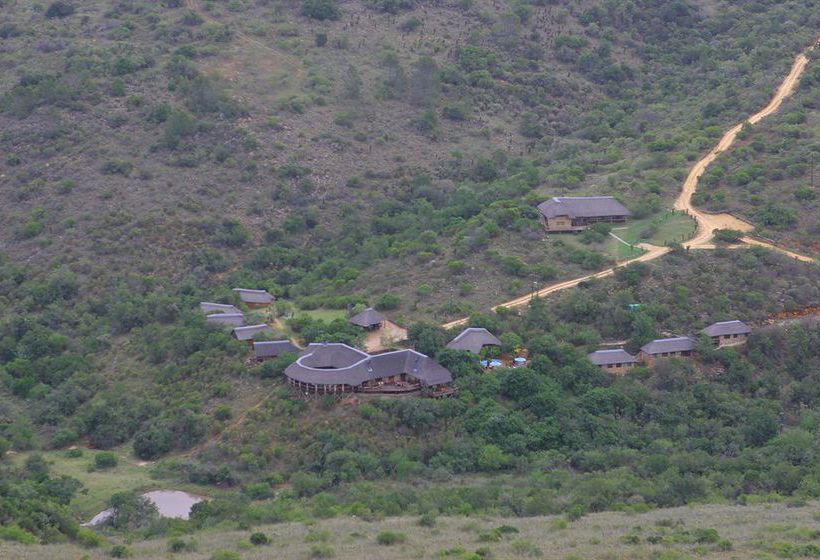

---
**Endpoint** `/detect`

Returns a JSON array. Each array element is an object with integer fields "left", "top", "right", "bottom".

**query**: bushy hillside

[
  {"left": 0, "top": 0, "right": 818, "bottom": 316},
  {"left": 2, "top": 247, "right": 818, "bottom": 547},
  {"left": 1, "top": 0, "right": 820, "bottom": 552}
]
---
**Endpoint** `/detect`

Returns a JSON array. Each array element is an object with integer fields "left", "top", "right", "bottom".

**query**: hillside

[
  {"left": 2, "top": 0, "right": 820, "bottom": 556},
  {"left": 1, "top": 0, "right": 818, "bottom": 318}
]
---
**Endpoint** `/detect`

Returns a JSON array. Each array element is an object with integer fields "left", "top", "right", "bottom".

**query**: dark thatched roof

[
  {"left": 200, "top": 302, "right": 241, "bottom": 314},
  {"left": 537, "top": 196, "right": 630, "bottom": 219},
  {"left": 254, "top": 340, "right": 299, "bottom": 359},
  {"left": 348, "top": 308, "right": 386, "bottom": 328},
  {"left": 233, "top": 324, "right": 274, "bottom": 341},
  {"left": 284, "top": 343, "right": 452, "bottom": 387},
  {"left": 640, "top": 337, "right": 695, "bottom": 355},
  {"left": 701, "top": 320, "right": 751, "bottom": 337},
  {"left": 232, "top": 288, "right": 274, "bottom": 305},
  {"left": 206, "top": 313, "right": 245, "bottom": 327},
  {"left": 587, "top": 349, "right": 638, "bottom": 366},
  {"left": 446, "top": 327, "right": 503, "bottom": 354}
]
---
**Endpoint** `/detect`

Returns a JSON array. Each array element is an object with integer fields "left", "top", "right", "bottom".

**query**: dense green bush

[
  {"left": 301, "top": 0, "right": 340, "bottom": 20},
  {"left": 45, "top": 1, "right": 75, "bottom": 18},
  {"left": 94, "top": 452, "right": 118, "bottom": 469}
]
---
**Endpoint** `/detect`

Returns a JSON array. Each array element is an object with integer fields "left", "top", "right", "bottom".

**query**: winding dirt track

[
  {"left": 442, "top": 41, "right": 818, "bottom": 331},
  {"left": 674, "top": 43, "right": 816, "bottom": 251}
]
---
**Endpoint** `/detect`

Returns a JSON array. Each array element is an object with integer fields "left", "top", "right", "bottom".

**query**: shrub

[
  {"left": 310, "top": 544, "right": 335, "bottom": 558},
  {"left": 77, "top": 527, "right": 104, "bottom": 548},
  {"left": 713, "top": 229, "right": 743, "bottom": 243},
  {"left": 45, "top": 1, "right": 75, "bottom": 18},
  {"left": 100, "top": 160, "right": 133, "bottom": 176},
  {"left": 418, "top": 513, "right": 437, "bottom": 527},
  {"left": 376, "top": 531, "right": 407, "bottom": 545},
  {"left": 375, "top": 293, "right": 401, "bottom": 310},
  {"left": 302, "top": 0, "right": 340, "bottom": 20},
  {"left": 168, "top": 537, "right": 197, "bottom": 552},
  {"left": 414, "top": 109, "right": 438, "bottom": 134},
  {"left": 213, "top": 404, "right": 232, "bottom": 421},
  {"left": 210, "top": 550, "right": 240, "bottom": 560},
  {"left": 692, "top": 528, "right": 720, "bottom": 544},
  {"left": 110, "top": 544, "right": 132, "bottom": 558},
  {"left": 17, "top": 218, "right": 44, "bottom": 239},
  {"left": 0, "top": 524, "right": 37, "bottom": 544},
  {"left": 57, "top": 179, "right": 76, "bottom": 194},
  {"left": 250, "top": 532, "right": 270, "bottom": 545},
  {"left": 94, "top": 452, "right": 118, "bottom": 469},
  {"left": 510, "top": 540, "right": 542, "bottom": 557},
  {"left": 400, "top": 17, "right": 423, "bottom": 32},
  {"left": 442, "top": 102, "right": 470, "bottom": 121}
]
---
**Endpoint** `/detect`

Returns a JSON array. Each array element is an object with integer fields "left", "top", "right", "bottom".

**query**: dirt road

[
  {"left": 674, "top": 45, "right": 815, "bottom": 248},
  {"left": 442, "top": 41, "right": 818, "bottom": 330},
  {"left": 441, "top": 243, "right": 670, "bottom": 330}
]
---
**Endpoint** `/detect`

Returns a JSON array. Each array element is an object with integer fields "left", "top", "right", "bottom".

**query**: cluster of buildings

[
  {"left": 201, "top": 288, "right": 275, "bottom": 328},
  {"left": 200, "top": 281, "right": 756, "bottom": 397},
  {"left": 588, "top": 320, "right": 753, "bottom": 374}
]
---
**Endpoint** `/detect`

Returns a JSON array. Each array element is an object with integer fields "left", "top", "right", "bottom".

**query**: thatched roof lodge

[
  {"left": 206, "top": 313, "right": 245, "bottom": 327},
  {"left": 701, "top": 320, "right": 751, "bottom": 347},
  {"left": 285, "top": 343, "right": 453, "bottom": 396},
  {"left": 232, "top": 288, "right": 274, "bottom": 306},
  {"left": 200, "top": 302, "right": 241, "bottom": 314},
  {"left": 587, "top": 349, "right": 638, "bottom": 375},
  {"left": 537, "top": 196, "right": 630, "bottom": 232},
  {"left": 446, "top": 327, "right": 503, "bottom": 354},
  {"left": 639, "top": 336, "right": 695, "bottom": 365},
  {"left": 254, "top": 340, "right": 299, "bottom": 360},
  {"left": 232, "top": 324, "right": 274, "bottom": 341}
]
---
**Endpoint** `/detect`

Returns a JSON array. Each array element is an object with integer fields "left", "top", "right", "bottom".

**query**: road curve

[
  {"left": 674, "top": 44, "right": 816, "bottom": 248},
  {"left": 442, "top": 40, "right": 818, "bottom": 331}
]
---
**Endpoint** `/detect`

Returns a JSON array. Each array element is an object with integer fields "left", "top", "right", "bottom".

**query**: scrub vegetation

[{"left": 0, "top": 0, "right": 819, "bottom": 556}]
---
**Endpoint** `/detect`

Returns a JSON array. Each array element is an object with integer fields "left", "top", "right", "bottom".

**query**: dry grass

[{"left": 3, "top": 500, "right": 818, "bottom": 559}]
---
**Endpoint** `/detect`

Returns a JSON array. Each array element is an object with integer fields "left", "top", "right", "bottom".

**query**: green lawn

[
  {"left": 295, "top": 308, "right": 347, "bottom": 322},
  {"left": 606, "top": 211, "right": 696, "bottom": 259}
]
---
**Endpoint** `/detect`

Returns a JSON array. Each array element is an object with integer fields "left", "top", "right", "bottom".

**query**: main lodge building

[
  {"left": 284, "top": 343, "right": 453, "bottom": 397},
  {"left": 538, "top": 196, "right": 631, "bottom": 232}
]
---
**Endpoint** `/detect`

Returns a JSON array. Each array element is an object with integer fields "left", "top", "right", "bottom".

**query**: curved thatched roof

[
  {"left": 284, "top": 343, "right": 452, "bottom": 387},
  {"left": 348, "top": 308, "right": 386, "bottom": 328},
  {"left": 446, "top": 327, "right": 502, "bottom": 354}
]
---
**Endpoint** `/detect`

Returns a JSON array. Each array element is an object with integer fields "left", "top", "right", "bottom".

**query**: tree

[
  {"left": 375, "top": 293, "right": 401, "bottom": 310},
  {"left": 301, "top": 0, "right": 340, "bottom": 20},
  {"left": 626, "top": 312, "right": 658, "bottom": 353},
  {"left": 743, "top": 408, "right": 779, "bottom": 447},
  {"left": 407, "top": 323, "right": 448, "bottom": 356},
  {"left": 477, "top": 444, "right": 510, "bottom": 471},
  {"left": 108, "top": 492, "right": 158, "bottom": 530},
  {"left": 408, "top": 56, "right": 440, "bottom": 106},
  {"left": 45, "top": 1, "right": 75, "bottom": 18},
  {"left": 341, "top": 64, "right": 363, "bottom": 100}
]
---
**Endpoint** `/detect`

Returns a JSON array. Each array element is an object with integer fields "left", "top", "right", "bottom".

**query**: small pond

[{"left": 84, "top": 490, "right": 203, "bottom": 526}]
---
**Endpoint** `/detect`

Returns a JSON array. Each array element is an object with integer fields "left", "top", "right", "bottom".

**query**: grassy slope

[{"left": 2, "top": 500, "right": 818, "bottom": 559}]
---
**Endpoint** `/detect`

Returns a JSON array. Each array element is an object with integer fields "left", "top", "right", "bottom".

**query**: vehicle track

[{"left": 442, "top": 40, "right": 818, "bottom": 330}]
